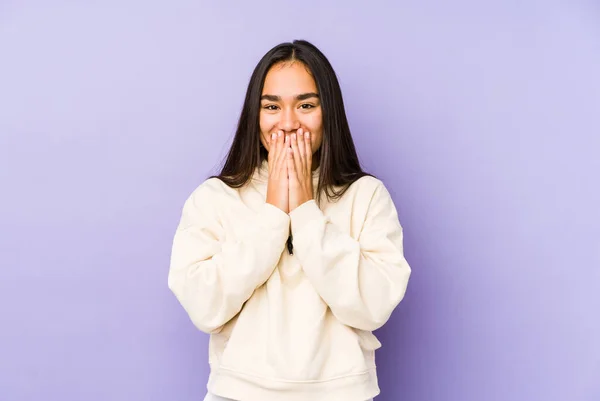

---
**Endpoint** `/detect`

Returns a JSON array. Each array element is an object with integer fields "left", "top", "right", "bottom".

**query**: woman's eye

[
  {"left": 263, "top": 105, "right": 278, "bottom": 110},
  {"left": 300, "top": 104, "right": 314, "bottom": 109}
]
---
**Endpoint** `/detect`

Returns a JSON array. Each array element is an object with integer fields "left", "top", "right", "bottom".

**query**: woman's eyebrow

[
  {"left": 260, "top": 92, "right": 320, "bottom": 101},
  {"left": 296, "top": 92, "right": 319, "bottom": 101}
]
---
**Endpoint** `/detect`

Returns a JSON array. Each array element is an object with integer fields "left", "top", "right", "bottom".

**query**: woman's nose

[{"left": 279, "top": 108, "right": 300, "bottom": 133}]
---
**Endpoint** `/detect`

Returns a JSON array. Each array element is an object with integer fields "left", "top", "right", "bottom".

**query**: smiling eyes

[{"left": 262, "top": 103, "right": 316, "bottom": 111}]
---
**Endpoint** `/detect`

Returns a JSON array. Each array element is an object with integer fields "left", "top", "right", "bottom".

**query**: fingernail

[
  {"left": 278, "top": 131, "right": 282, "bottom": 137},
  {"left": 292, "top": 134, "right": 296, "bottom": 140},
  {"left": 306, "top": 132, "right": 310, "bottom": 138},
  {"left": 272, "top": 133, "right": 276, "bottom": 140}
]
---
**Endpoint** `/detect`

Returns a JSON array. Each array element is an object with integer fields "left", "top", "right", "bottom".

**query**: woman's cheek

[{"left": 259, "top": 114, "right": 273, "bottom": 135}]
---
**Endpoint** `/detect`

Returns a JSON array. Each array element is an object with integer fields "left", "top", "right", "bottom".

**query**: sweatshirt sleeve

[
  {"left": 288, "top": 179, "right": 411, "bottom": 332},
  {"left": 168, "top": 179, "right": 290, "bottom": 334}
]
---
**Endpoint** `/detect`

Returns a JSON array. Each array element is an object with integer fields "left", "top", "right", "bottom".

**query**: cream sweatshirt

[{"left": 168, "top": 160, "right": 411, "bottom": 401}]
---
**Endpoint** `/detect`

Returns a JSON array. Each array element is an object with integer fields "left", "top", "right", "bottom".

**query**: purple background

[{"left": 1, "top": 2, "right": 599, "bottom": 401}]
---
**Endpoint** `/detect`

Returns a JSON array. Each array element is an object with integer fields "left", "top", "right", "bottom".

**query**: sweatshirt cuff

[
  {"left": 261, "top": 202, "right": 291, "bottom": 231},
  {"left": 289, "top": 200, "right": 323, "bottom": 237}
]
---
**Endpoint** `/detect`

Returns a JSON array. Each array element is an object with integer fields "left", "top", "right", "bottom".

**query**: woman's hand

[
  {"left": 287, "top": 128, "right": 314, "bottom": 212},
  {"left": 266, "top": 130, "right": 290, "bottom": 214}
]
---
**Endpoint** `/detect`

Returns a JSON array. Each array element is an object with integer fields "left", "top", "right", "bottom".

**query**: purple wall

[{"left": 1, "top": 2, "right": 599, "bottom": 400}]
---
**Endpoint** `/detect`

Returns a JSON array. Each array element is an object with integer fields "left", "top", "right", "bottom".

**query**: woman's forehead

[{"left": 262, "top": 62, "right": 317, "bottom": 97}]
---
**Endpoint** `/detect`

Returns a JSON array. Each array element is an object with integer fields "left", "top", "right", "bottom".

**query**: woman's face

[{"left": 259, "top": 61, "right": 323, "bottom": 160}]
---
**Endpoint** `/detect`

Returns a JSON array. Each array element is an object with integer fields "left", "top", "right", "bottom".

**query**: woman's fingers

[
  {"left": 276, "top": 131, "right": 288, "bottom": 176},
  {"left": 267, "top": 132, "right": 277, "bottom": 164},
  {"left": 296, "top": 128, "right": 307, "bottom": 173},
  {"left": 273, "top": 131, "right": 284, "bottom": 174},
  {"left": 290, "top": 133, "right": 304, "bottom": 181},
  {"left": 281, "top": 132, "right": 290, "bottom": 170},
  {"left": 286, "top": 146, "right": 297, "bottom": 183},
  {"left": 269, "top": 129, "right": 314, "bottom": 179},
  {"left": 304, "top": 131, "right": 312, "bottom": 174}
]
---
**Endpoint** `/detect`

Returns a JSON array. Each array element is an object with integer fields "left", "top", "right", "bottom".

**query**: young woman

[{"left": 168, "top": 39, "right": 411, "bottom": 401}]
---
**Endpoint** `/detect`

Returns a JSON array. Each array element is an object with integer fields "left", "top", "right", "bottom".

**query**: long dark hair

[{"left": 212, "top": 39, "right": 373, "bottom": 203}]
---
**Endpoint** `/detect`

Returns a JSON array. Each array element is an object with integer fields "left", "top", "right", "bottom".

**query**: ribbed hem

[{"left": 207, "top": 365, "right": 379, "bottom": 401}]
